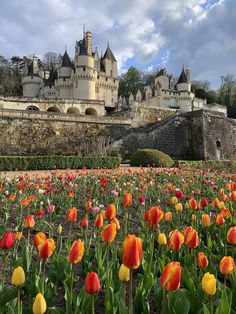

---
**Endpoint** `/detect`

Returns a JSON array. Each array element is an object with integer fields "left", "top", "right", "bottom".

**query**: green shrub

[
  {"left": 176, "top": 160, "right": 236, "bottom": 171},
  {"left": 130, "top": 149, "right": 174, "bottom": 167},
  {"left": 0, "top": 156, "right": 121, "bottom": 171}
]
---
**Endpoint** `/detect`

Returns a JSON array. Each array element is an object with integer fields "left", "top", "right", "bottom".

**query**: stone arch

[
  {"left": 67, "top": 107, "right": 80, "bottom": 114},
  {"left": 47, "top": 106, "right": 60, "bottom": 112},
  {"left": 26, "top": 105, "right": 39, "bottom": 111},
  {"left": 85, "top": 108, "right": 97, "bottom": 115}
]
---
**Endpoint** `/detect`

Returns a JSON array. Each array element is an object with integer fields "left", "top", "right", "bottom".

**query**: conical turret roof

[
  {"left": 177, "top": 68, "right": 188, "bottom": 84},
  {"left": 61, "top": 50, "right": 72, "bottom": 67},
  {"left": 102, "top": 45, "right": 116, "bottom": 61}
]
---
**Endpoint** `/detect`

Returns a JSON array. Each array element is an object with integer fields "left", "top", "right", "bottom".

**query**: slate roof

[
  {"left": 61, "top": 50, "right": 72, "bottom": 67},
  {"left": 79, "top": 38, "right": 87, "bottom": 55},
  {"left": 45, "top": 70, "right": 58, "bottom": 86},
  {"left": 177, "top": 68, "right": 188, "bottom": 84},
  {"left": 102, "top": 45, "right": 116, "bottom": 61}
]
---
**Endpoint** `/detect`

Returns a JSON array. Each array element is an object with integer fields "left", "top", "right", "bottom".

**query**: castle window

[
  {"left": 63, "top": 78, "right": 65, "bottom": 81},
  {"left": 50, "top": 86, "right": 51, "bottom": 89},
  {"left": 110, "top": 70, "right": 112, "bottom": 76},
  {"left": 31, "top": 76, "right": 33, "bottom": 79},
  {"left": 97, "top": 75, "right": 100, "bottom": 79},
  {"left": 83, "top": 67, "right": 86, "bottom": 71},
  {"left": 114, "top": 79, "right": 116, "bottom": 83},
  {"left": 106, "top": 77, "right": 108, "bottom": 81},
  {"left": 95, "top": 86, "right": 99, "bottom": 93}
]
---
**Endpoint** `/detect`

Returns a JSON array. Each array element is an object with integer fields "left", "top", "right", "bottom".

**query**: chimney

[
  {"left": 85, "top": 31, "right": 92, "bottom": 56},
  {"left": 185, "top": 69, "right": 190, "bottom": 82}
]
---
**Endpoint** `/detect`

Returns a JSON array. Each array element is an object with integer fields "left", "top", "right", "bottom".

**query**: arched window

[
  {"left": 47, "top": 106, "right": 60, "bottom": 112},
  {"left": 26, "top": 106, "right": 39, "bottom": 111},
  {"left": 67, "top": 107, "right": 80, "bottom": 114},
  {"left": 85, "top": 108, "right": 97, "bottom": 115}
]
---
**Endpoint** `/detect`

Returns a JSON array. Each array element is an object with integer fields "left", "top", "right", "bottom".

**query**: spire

[
  {"left": 102, "top": 45, "right": 116, "bottom": 61},
  {"left": 177, "top": 67, "right": 188, "bottom": 84},
  {"left": 61, "top": 50, "right": 72, "bottom": 67}
]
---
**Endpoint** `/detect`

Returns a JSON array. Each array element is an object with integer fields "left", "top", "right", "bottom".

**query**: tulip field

[{"left": 0, "top": 167, "right": 236, "bottom": 314}]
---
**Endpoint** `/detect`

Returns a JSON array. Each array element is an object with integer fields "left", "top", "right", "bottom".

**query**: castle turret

[
  {"left": 101, "top": 44, "right": 117, "bottom": 77},
  {"left": 176, "top": 67, "right": 191, "bottom": 92},
  {"left": 59, "top": 50, "right": 73, "bottom": 78},
  {"left": 74, "top": 32, "right": 96, "bottom": 100},
  {"left": 22, "top": 57, "right": 42, "bottom": 98}
]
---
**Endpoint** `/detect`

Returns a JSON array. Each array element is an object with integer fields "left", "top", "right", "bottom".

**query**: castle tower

[
  {"left": 101, "top": 44, "right": 117, "bottom": 77},
  {"left": 74, "top": 32, "right": 96, "bottom": 100},
  {"left": 176, "top": 67, "right": 191, "bottom": 92},
  {"left": 57, "top": 50, "right": 73, "bottom": 98},
  {"left": 176, "top": 67, "right": 193, "bottom": 111},
  {"left": 22, "top": 57, "right": 42, "bottom": 98}
]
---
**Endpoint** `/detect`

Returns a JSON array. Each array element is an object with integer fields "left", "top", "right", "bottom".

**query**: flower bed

[{"left": 0, "top": 167, "right": 236, "bottom": 313}]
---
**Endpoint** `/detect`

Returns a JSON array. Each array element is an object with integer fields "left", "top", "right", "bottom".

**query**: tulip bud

[
  {"left": 122, "top": 193, "right": 133, "bottom": 207},
  {"left": 122, "top": 234, "right": 142, "bottom": 269},
  {"left": 201, "top": 272, "right": 217, "bottom": 295},
  {"left": 33, "top": 293, "right": 47, "bottom": 314},
  {"left": 24, "top": 215, "right": 35, "bottom": 229},
  {"left": 101, "top": 223, "right": 117, "bottom": 243},
  {"left": 105, "top": 204, "right": 117, "bottom": 220},
  {"left": 66, "top": 207, "right": 77, "bottom": 222},
  {"left": 94, "top": 213, "right": 104, "bottom": 228},
  {"left": 158, "top": 233, "right": 167, "bottom": 246},
  {"left": 67, "top": 240, "right": 84, "bottom": 264},
  {"left": 220, "top": 256, "right": 235, "bottom": 275},
  {"left": 164, "top": 212, "right": 172, "bottom": 222},
  {"left": 168, "top": 229, "right": 184, "bottom": 251},
  {"left": 219, "top": 201, "right": 225, "bottom": 209},
  {"left": 160, "top": 262, "right": 181, "bottom": 291},
  {"left": 215, "top": 214, "right": 225, "bottom": 226},
  {"left": 192, "top": 214, "right": 197, "bottom": 221},
  {"left": 80, "top": 217, "right": 89, "bottom": 229},
  {"left": 85, "top": 272, "right": 100, "bottom": 294},
  {"left": 227, "top": 226, "right": 236, "bottom": 244},
  {"left": 201, "top": 214, "right": 211, "bottom": 227},
  {"left": 119, "top": 264, "right": 130, "bottom": 281},
  {"left": 57, "top": 224, "right": 63, "bottom": 234},
  {"left": 197, "top": 252, "right": 208, "bottom": 268},
  {"left": 11, "top": 266, "right": 25, "bottom": 286},
  {"left": 0, "top": 231, "right": 14, "bottom": 250},
  {"left": 171, "top": 196, "right": 178, "bottom": 205},
  {"left": 175, "top": 203, "right": 183, "bottom": 213}
]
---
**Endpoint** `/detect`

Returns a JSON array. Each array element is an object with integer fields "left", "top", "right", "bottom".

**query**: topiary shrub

[{"left": 130, "top": 149, "right": 174, "bottom": 167}]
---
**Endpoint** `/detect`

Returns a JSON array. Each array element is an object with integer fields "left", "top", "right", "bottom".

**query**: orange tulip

[
  {"left": 14, "top": 232, "right": 22, "bottom": 241},
  {"left": 34, "top": 232, "right": 46, "bottom": 248},
  {"left": 105, "top": 204, "right": 117, "bottom": 220},
  {"left": 221, "top": 194, "right": 228, "bottom": 202},
  {"left": 220, "top": 208, "right": 231, "bottom": 219},
  {"left": 197, "top": 252, "right": 209, "bottom": 268},
  {"left": 148, "top": 206, "right": 163, "bottom": 227},
  {"left": 215, "top": 214, "right": 225, "bottom": 226},
  {"left": 227, "top": 226, "right": 236, "bottom": 244},
  {"left": 67, "top": 240, "right": 84, "bottom": 264},
  {"left": 168, "top": 230, "right": 184, "bottom": 251},
  {"left": 164, "top": 212, "right": 172, "bottom": 222},
  {"left": 184, "top": 226, "right": 200, "bottom": 249},
  {"left": 112, "top": 217, "right": 120, "bottom": 230},
  {"left": 160, "top": 262, "right": 181, "bottom": 291},
  {"left": 66, "top": 207, "right": 77, "bottom": 223},
  {"left": 122, "top": 234, "right": 142, "bottom": 269},
  {"left": 101, "top": 223, "right": 117, "bottom": 243},
  {"left": 213, "top": 198, "right": 220, "bottom": 208},
  {"left": 94, "top": 213, "right": 104, "bottom": 228},
  {"left": 219, "top": 256, "right": 235, "bottom": 275},
  {"left": 80, "top": 217, "right": 89, "bottom": 229},
  {"left": 38, "top": 239, "right": 56, "bottom": 258},
  {"left": 189, "top": 198, "right": 198, "bottom": 210},
  {"left": 230, "top": 191, "right": 236, "bottom": 201},
  {"left": 24, "top": 215, "right": 35, "bottom": 229},
  {"left": 123, "top": 193, "right": 133, "bottom": 207},
  {"left": 201, "top": 214, "right": 210, "bottom": 227}
]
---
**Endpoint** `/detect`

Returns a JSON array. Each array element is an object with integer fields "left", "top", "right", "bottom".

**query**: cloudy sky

[{"left": 0, "top": 0, "right": 235, "bottom": 89}]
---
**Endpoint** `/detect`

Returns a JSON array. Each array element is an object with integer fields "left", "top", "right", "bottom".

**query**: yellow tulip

[
  {"left": 219, "top": 201, "right": 225, "bottom": 209},
  {"left": 33, "top": 293, "right": 47, "bottom": 314},
  {"left": 185, "top": 202, "right": 190, "bottom": 210},
  {"left": 201, "top": 272, "right": 217, "bottom": 296},
  {"left": 171, "top": 196, "right": 178, "bottom": 205},
  {"left": 119, "top": 264, "right": 130, "bottom": 282},
  {"left": 11, "top": 266, "right": 25, "bottom": 286},
  {"left": 192, "top": 214, "right": 197, "bottom": 221},
  {"left": 158, "top": 233, "right": 167, "bottom": 245},
  {"left": 175, "top": 203, "right": 183, "bottom": 213}
]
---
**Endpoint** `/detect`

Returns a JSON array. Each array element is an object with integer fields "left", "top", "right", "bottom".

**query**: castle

[{"left": 21, "top": 31, "right": 118, "bottom": 115}]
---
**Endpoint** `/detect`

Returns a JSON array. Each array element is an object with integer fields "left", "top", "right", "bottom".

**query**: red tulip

[
  {"left": 67, "top": 240, "right": 84, "bottom": 264},
  {"left": 122, "top": 234, "right": 142, "bottom": 269},
  {"left": 0, "top": 231, "right": 14, "bottom": 250},
  {"left": 184, "top": 226, "right": 200, "bottom": 249},
  {"left": 144, "top": 210, "right": 149, "bottom": 222},
  {"left": 220, "top": 256, "right": 235, "bottom": 275},
  {"left": 24, "top": 215, "right": 35, "bottom": 229},
  {"left": 85, "top": 272, "right": 100, "bottom": 293},
  {"left": 148, "top": 206, "right": 163, "bottom": 227},
  {"left": 168, "top": 230, "right": 184, "bottom": 251},
  {"left": 80, "top": 217, "right": 89, "bottom": 229},
  {"left": 38, "top": 239, "right": 56, "bottom": 258},
  {"left": 201, "top": 197, "right": 208, "bottom": 208},
  {"left": 230, "top": 191, "right": 236, "bottom": 201},
  {"left": 105, "top": 204, "right": 117, "bottom": 220},
  {"left": 197, "top": 252, "right": 209, "bottom": 268},
  {"left": 101, "top": 223, "right": 117, "bottom": 243},
  {"left": 215, "top": 214, "right": 225, "bottom": 226},
  {"left": 66, "top": 207, "right": 77, "bottom": 223},
  {"left": 189, "top": 198, "right": 198, "bottom": 210},
  {"left": 227, "top": 226, "right": 236, "bottom": 244},
  {"left": 160, "top": 262, "right": 181, "bottom": 291}
]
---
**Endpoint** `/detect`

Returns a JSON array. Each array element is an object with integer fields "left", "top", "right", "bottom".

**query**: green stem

[
  {"left": 17, "top": 288, "right": 21, "bottom": 314},
  {"left": 209, "top": 295, "right": 213, "bottom": 314},
  {"left": 161, "top": 290, "right": 167, "bottom": 314},
  {"left": 91, "top": 294, "right": 95, "bottom": 314},
  {"left": 1, "top": 252, "right": 8, "bottom": 289},
  {"left": 27, "top": 228, "right": 30, "bottom": 247},
  {"left": 129, "top": 269, "right": 133, "bottom": 314},
  {"left": 70, "top": 264, "right": 74, "bottom": 312}
]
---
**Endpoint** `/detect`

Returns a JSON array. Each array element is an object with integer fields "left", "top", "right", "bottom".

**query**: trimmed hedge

[
  {"left": 177, "top": 160, "right": 236, "bottom": 171},
  {"left": 130, "top": 149, "right": 174, "bottom": 167},
  {"left": 0, "top": 156, "right": 121, "bottom": 171}
]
